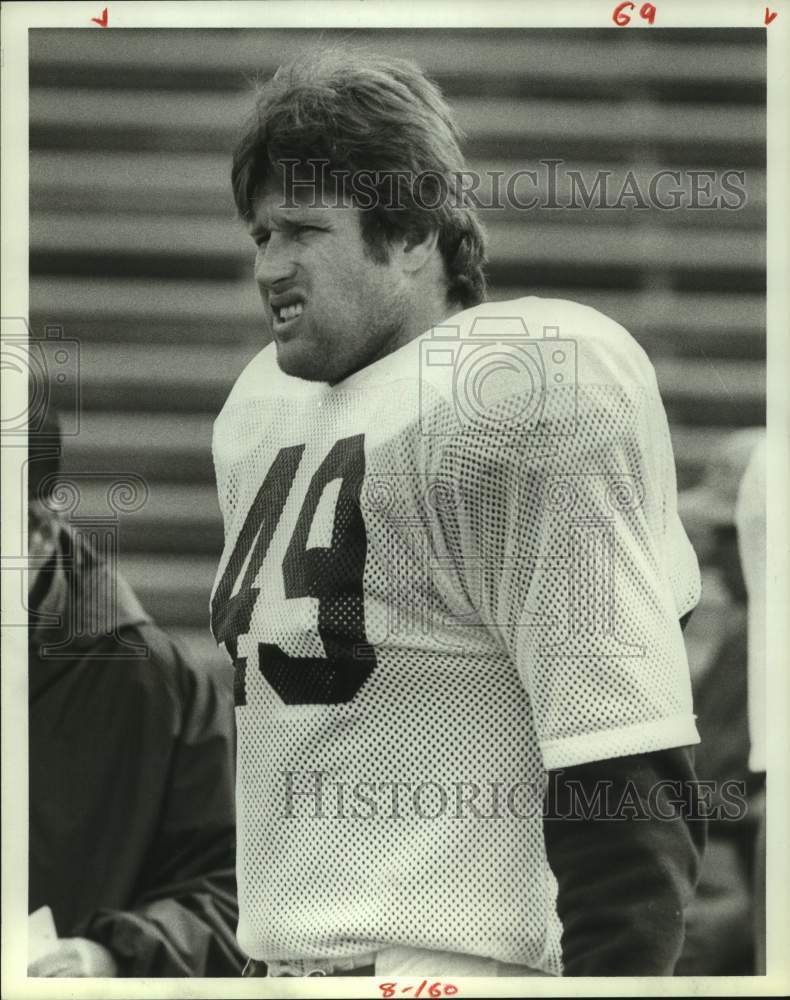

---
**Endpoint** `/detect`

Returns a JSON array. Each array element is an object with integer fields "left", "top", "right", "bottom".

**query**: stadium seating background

[{"left": 29, "top": 28, "right": 766, "bottom": 669}]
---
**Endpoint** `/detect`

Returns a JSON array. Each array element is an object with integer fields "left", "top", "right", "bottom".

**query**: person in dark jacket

[
  {"left": 27, "top": 421, "right": 245, "bottom": 977},
  {"left": 675, "top": 429, "right": 765, "bottom": 975}
]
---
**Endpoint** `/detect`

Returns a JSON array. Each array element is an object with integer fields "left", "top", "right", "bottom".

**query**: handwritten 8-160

[{"left": 378, "top": 981, "right": 459, "bottom": 998}]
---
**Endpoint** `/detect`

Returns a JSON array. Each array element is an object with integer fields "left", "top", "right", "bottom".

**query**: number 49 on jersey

[{"left": 211, "top": 434, "right": 378, "bottom": 707}]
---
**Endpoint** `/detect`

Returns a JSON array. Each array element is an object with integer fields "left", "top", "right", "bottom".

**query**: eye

[{"left": 253, "top": 231, "right": 271, "bottom": 248}]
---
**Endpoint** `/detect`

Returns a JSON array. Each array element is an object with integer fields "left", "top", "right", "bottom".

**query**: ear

[{"left": 398, "top": 226, "right": 440, "bottom": 275}]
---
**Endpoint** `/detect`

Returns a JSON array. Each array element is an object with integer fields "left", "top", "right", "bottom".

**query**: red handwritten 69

[
  {"left": 612, "top": 2, "right": 657, "bottom": 26},
  {"left": 378, "top": 981, "right": 459, "bottom": 999}
]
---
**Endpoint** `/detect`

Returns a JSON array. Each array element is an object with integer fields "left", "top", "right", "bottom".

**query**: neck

[
  {"left": 328, "top": 289, "right": 458, "bottom": 386},
  {"left": 376, "top": 290, "right": 458, "bottom": 366}
]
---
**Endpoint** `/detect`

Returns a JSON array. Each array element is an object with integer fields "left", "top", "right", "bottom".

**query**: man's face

[{"left": 249, "top": 181, "right": 409, "bottom": 384}]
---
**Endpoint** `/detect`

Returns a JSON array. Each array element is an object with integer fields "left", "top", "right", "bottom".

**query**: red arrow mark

[
  {"left": 91, "top": 7, "right": 108, "bottom": 27},
  {"left": 765, "top": 7, "right": 779, "bottom": 23}
]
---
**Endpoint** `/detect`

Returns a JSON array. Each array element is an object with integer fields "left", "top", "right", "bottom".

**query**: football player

[{"left": 211, "top": 48, "right": 705, "bottom": 978}]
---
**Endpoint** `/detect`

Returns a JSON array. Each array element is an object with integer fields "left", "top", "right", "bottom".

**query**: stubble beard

[{"left": 276, "top": 297, "right": 409, "bottom": 386}]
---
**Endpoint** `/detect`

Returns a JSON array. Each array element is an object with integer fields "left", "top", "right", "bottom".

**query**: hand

[{"left": 28, "top": 937, "right": 119, "bottom": 977}]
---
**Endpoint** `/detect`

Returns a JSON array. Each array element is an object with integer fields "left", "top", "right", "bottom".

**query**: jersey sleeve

[{"left": 435, "top": 302, "right": 701, "bottom": 770}]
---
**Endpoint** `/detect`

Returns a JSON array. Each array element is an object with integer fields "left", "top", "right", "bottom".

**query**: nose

[{"left": 254, "top": 234, "right": 297, "bottom": 290}]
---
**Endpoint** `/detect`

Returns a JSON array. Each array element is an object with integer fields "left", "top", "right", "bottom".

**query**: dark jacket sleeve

[
  {"left": 81, "top": 628, "right": 245, "bottom": 977},
  {"left": 543, "top": 746, "right": 706, "bottom": 976}
]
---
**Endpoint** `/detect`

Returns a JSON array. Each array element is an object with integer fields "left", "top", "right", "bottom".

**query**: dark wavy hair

[{"left": 231, "top": 47, "right": 487, "bottom": 309}]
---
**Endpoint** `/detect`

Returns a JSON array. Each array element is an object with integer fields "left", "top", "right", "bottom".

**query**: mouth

[{"left": 269, "top": 294, "right": 306, "bottom": 337}]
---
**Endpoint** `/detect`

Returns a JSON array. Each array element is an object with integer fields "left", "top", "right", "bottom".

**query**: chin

[{"left": 274, "top": 339, "right": 331, "bottom": 382}]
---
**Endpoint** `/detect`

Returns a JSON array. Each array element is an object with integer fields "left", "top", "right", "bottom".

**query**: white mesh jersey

[
  {"left": 211, "top": 295, "right": 701, "bottom": 973},
  {"left": 735, "top": 435, "right": 766, "bottom": 773}
]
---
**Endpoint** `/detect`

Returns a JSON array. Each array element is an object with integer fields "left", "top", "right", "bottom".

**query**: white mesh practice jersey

[
  {"left": 735, "top": 434, "right": 766, "bottom": 773},
  {"left": 211, "top": 296, "right": 701, "bottom": 973}
]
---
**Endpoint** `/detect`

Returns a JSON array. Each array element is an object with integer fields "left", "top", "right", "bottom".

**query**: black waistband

[{"left": 242, "top": 959, "right": 376, "bottom": 977}]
